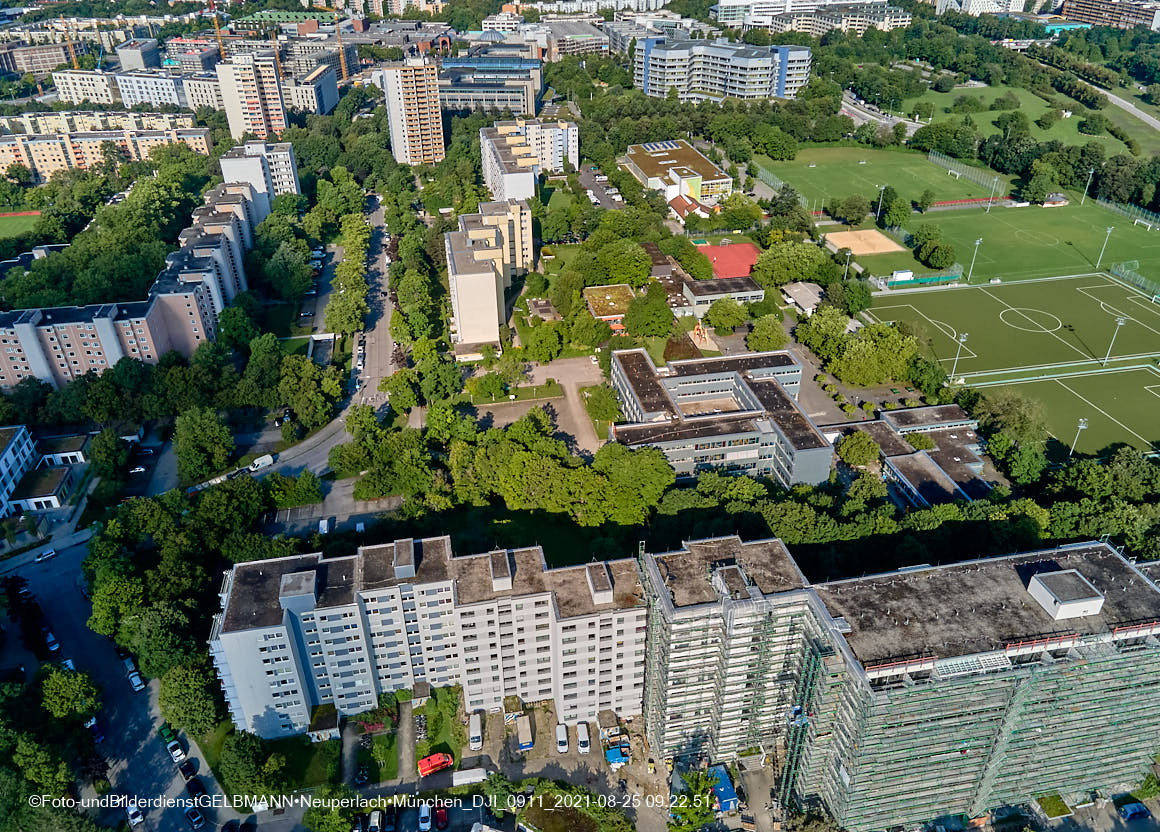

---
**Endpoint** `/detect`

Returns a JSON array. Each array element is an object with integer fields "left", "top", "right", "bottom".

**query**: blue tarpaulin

[
  {"left": 605, "top": 746, "right": 629, "bottom": 766},
  {"left": 709, "top": 765, "right": 739, "bottom": 813}
]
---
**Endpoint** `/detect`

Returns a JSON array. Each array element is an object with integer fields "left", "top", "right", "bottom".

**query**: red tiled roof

[{"left": 696, "top": 242, "right": 761, "bottom": 280}]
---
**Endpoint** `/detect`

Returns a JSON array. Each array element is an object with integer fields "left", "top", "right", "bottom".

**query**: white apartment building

[
  {"left": 216, "top": 53, "right": 288, "bottom": 140},
  {"left": 380, "top": 58, "right": 445, "bottom": 166},
  {"left": 185, "top": 73, "right": 225, "bottom": 110},
  {"left": 0, "top": 111, "right": 195, "bottom": 133},
  {"left": 482, "top": 11, "right": 524, "bottom": 30},
  {"left": 446, "top": 200, "right": 533, "bottom": 357},
  {"left": 219, "top": 141, "right": 301, "bottom": 204},
  {"left": 51, "top": 69, "right": 119, "bottom": 104},
  {"left": 208, "top": 537, "right": 646, "bottom": 739},
  {"left": 480, "top": 118, "right": 579, "bottom": 201},
  {"left": 0, "top": 425, "right": 36, "bottom": 516},
  {"left": 635, "top": 38, "right": 811, "bottom": 101},
  {"left": 282, "top": 64, "right": 339, "bottom": 116},
  {"left": 115, "top": 70, "right": 188, "bottom": 108},
  {"left": 713, "top": 0, "right": 886, "bottom": 25}
]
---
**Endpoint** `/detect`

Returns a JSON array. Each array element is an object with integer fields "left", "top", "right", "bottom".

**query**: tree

[
  {"left": 218, "top": 731, "right": 285, "bottom": 796},
  {"left": 751, "top": 242, "right": 828, "bottom": 288},
  {"left": 881, "top": 195, "right": 911, "bottom": 228},
  {"left": 585, "top": 384, "right": 622, "bottom": 423},
  {"left": 279, "top": 355, "right": 342, "bottom": 430},
  {"left": 597, "top": 240, "right": 651, "bottom": 287},
  {"left": 40, "top": 667, "right": 101, "bottom": 719},
  {"left": 916, "top": 189, "right": 937, "bottom": 213},
  {"left": 123, "top": 604, "right": 200, "bottom": 678},
  {"left": 837, "top": 431, "right": 881, "bottom": 467},
  {"left": 1022, "top": 159, "right": 1056, "bottom": 204},
  {"left": 265, "top": 241, "right": 313, "bottom": 301},
  {"left": 89, "top": 427, "right": 130, "bottom": 481},
  {"left": 669, "top": 770, "right": 717, "bottom": 832},
  {"left": 13, "top": 736, "right": 71, "bottom": 796},
  {"left": 911, "top": 223, "right": 942, "bottom": 249},
  {"left": 838, "top": 280, "right": 872, "bottom": 315},
  {"left": 704, "top": 298, "right": 748, "bottom": 333},
  {"left": 216, "top": 306, "right": 260, "bottom": 353},
  {"left": 747, "top": 314, "right": 789, "bottom": 352},
  {"left": 380, "top": 368, "right": 420, "bottom": 411},
  {"left": 833, "top": 194, "right": 871, "bottom": 225},
  {"left": 304, "top": 785, "right": 360, "bottom": 832},
  {"left": 159, "top": 662, "right": 223, "bottom": 738},
  {"left": 920, "top": 242, "right": 956, "bottom": 269},
  {"left": 526, "top": 323, "right": 564, "bottom": 363},
  {"left": 174, "top": 406, "right": 235, "bottom": 484},
  {"left": 623, "top": 283, "right": 672, "bottom": 337}
]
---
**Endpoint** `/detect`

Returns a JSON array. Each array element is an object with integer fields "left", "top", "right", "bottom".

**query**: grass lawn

[
  {"left": 541, "top": 243, "right": 582, "bottom": 275},
  {"left": 262, "top": 302, "right": 304, "bottom": 338},
  {"left": 414, "top": 685, "right": 465, "bottom": 765},
  {"left": 857, "top": 200, "right": 1160, "bottom": 284},
  {"left": 267, "top": 735, "right": 341, "bottom": 789},
  {"left": 754, "top": 147, "right": 1010, "bottom": 208},
  {"left": 867, "top": 275, "right": 1160, "bottom": 455},
  {"left": 579, "top": 384, "right": 613, "bottom": 439},
  {"left": 281, "top": 336, "right": 311, "bottom": 356},
  {"left": 359, "top": 731, "right": 399, "bottom": 783},
  {"left": 1037, "top": 794, "right": 1072, "bottom": 818},
  {"left": 902, "top": 83, "right": 1134, "bottom": 155},
  {"left": 546, "top": 187, "right": 574, "bottom": 211},
  {"left": 0, "top": 212, "right": 38, "bottom": 238},
  {"left": 470, "top": 380, "right": 564, "bottom": 405},
  {"left": 201, "top": 720, "right": 234, "bottom": 775}
]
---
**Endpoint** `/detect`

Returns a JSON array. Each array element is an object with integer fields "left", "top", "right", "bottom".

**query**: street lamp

[
  {"left": 950, "top": 332, "right": 969, "bottom": 381},
  {"left": 985, "top": 176, "right": 999, "bottom": 213},
  {"left": 967, "top": 237, "right": 982, "bottom": 283},
  {"left": 1096, "top": 226, "right": 1114, "bottom": 269},
  {"left": 1069, "top": 417, "right": 1088, "bottom": 459},
  {"left": 876, "top": 184, "right": 886, "bottom": 221},
  {"left": 843, "top": 249, "right": 852, "bottom": 280},
  {"left": 1080, "top": 167, "right": 1095, "bottom": 206},
  {"left": 1103, "top": 316, "right": 1127, "bottom": 367}
]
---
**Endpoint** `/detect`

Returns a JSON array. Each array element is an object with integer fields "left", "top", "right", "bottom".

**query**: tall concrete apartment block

[
  {"left": 609, "top": 349, "right": 833, "bottom": 486},
  {"left": 445, "top": 200, "right": 533, "bottom": 357},
  {"left": 208, "top": 537, "right": 646, "bottom": 738},
  {"left": 634, "top": 37, "right": 811, "bottom": 101},
  {"left": 713, "top": 0, "right": 888, "bottom": 25},
  {"left": 1060, "top": 0, "right": 1160, "bottom": 28},
  {"left": 219, "top": 141, "right": 302, "bottom": 210},
  {"left": 381, "top": 58, "right": 446, "bottom": 166},
  {"left": 0, "top": 425, "right": 36, "bottom": 515},
  {"left": 217, "top": 52, "right": 288, "bottom": 140},
  {"left": 481, "top": 118, "right": 579, "bottom": 201},
  {"left": 0, "top": 129, "right": 211, "bottom": 184},
  {"left": 642, "top": 537, "right": 1160, "bottom": 832},
  {"left": 0, "top": 174, "right": 269, "bottom": 390},
  {"left": 114, "top": 38, "right": 161, "bottom": 70}
]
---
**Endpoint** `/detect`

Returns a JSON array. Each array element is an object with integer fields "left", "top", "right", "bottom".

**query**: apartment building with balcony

[
  {"left": 634, "top": 37, "right": 811, "bottom": 101},
  {"left": 481, "top": 118, "right": 579, "bottom": 201},
  {"left": 0, "top": 128, "right": 211, "bottom": 183},
  {"left": 282, "top": 64, "right": 340, "bottom": 116},
  {"left": 219, "top": 141, "right": 302, "bottom": 203},
  {"left": 1060, "top": 0, "right": 1160, "bottom": 28},
  {"left": 216, "top": 52, "right": 289, "bottom": 140},
  {"left": 0, "top": 425, "right": 37, "bottom": 516},
  {"left": 208, "top": 537, "right": 646, "bottom": 739},
  {"left": 51, "top": 69, "right": 120, "bottom": 104},
  {"left": 0, "top": 111, "right": 195, "bottom": 134},
  {"left": 115, "top": 69, "right": 190, "bottom": 108},
  {"left": 380, "top": 58, "right": 445, "bottom": 166}
]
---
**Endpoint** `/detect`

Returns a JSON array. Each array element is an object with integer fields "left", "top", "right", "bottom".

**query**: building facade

[
  {"left": 0, "top": 111, "right": 195, "bottom": 134},
  {"left": 115, "top": 38, "right": 161, "bottom": 70},
  {"left": 481, "top": 118, "right": 579, "bottom": 201},
  {"left": 1059, "top": 0, "right": 1160, "bottom": 28},
  {"left": 282, "top": 64, "right": 339, "bottom": 115},
  {"left": 634, "top": 37, "right": 811, "bottom": 101},
  {"left": 0, "top": 129, "right": 211, "bottom": 183},
  {"left": 754, "top": 2, "right": 912, "bottom": 33},
  {"left": 219, "top": 141, "right": 301, "bottom": 206},
  {"left": 217, "top": 53, "right": 289, "bottom": 140},
  {"left": 51, "top": 69, "right": 119, "bottom": 105},
  {"left": 0, "top": 425, "right": 36, "bottom": 516},
  {"left": 0, "top": 42, "right": 76, "bottom": 79},
  {"left": 380, "top": 58, "right": 446, "bottom": 166},
  {"left": 713, "top": 0, "right": 887, "bottom": 25},
  {"left": 446, "top": 200, "right": 534, "bottom": 356},
  {"left": 623, "top": 140, "right": 733, "bottom": 206},
  {"left": 115, "top": 70, "right": 189, "bottom": 109},
  {"left": 208, "top": 537, "right": 647, "bottom": 738}
]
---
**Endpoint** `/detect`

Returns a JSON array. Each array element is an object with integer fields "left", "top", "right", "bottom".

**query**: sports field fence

[
  {"left": 1094, "top": 198, "right": 1160, "bottom": 231},
  {"left": 1109, "top": 261, "right": 1160, "bottom": 301},
  {"left": 750, "top": 163, "right": 809, "bottom": 208},
  {"left": 926, "top": 151, "right": 1001, "bottom": 192}
]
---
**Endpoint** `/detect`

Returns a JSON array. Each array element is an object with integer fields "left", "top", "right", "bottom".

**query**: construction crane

[
  {"left": 60, "top": 16, "right": 79, "bottom": 70},
  {"left": 207, "top": 0, "right": 226, "bottom": 62},
  {"left": 266, "top": 26, "right": 284, "bottom": 80},
  {"left": 313, "top": 5, "right": 348, "bottom": 82}
]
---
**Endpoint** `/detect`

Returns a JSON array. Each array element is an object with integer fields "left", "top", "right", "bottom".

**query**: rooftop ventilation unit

[{"left": 1028, "top": 569, "right": 1104, "bottom": 621}]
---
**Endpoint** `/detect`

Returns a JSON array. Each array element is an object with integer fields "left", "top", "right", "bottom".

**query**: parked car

[
  {"left": 178, "top": 760, "right": 196, "bottom": 781},
  {"left": 556, "top": 723, "right": 569, "bottom": 754},
  {"left": 129, "top": 466, "right": 147, "bottom": 474},
  {"left": 167, "top": 739, "right": 186, "bottom": 763},
  {"left": 137, "top": 447, "right": 154, "bottom": 455},
  {"left": 577, "top": 721, "right": 590, "bottom": 754},
  {"left": 159, "top": 723, "right": 176, "bottom": 743},
  {"left": 1120, "top": 803, "right": 1152, "bottom": 821},
  {"left": 43, "top": 630, "right": 59, "bottom": 652},
  {"left": 434, "top": 807, "right": 448, "bottom": 830},
  {"left": 418, "top": 803, "right": 432, "bottom": 832},
  {"left": 125, "top": 800, "right": 145, "bottom": 827},
  {"left": 367, "top": 809, "right": 382, "bottom": 832},
  {"left": 84, "top": 716, "right": 104, "bottom": 743},
  {"left": 318, "top": 518, "right": 330, "bottom": 535},
  {"left": 127, "top": 671, "right": 145, "bottom": 692},
  {"left": 186, "top": 778, "right": 207, "bottom": 798},
  {"left": 34, "top": 548, "right": 56, "bottom": 562},
  {"left": 184, "top": 806, "right": 206, "bottom": 829}
]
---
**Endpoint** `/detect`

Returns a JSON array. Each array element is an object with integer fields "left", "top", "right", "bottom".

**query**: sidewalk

[{"left": 0, "top": 526, "right": 94, "bottom": 576}]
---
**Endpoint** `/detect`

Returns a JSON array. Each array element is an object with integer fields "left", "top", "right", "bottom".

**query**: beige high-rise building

[
  {"left": 216, "top": 52, "right": 288, "bottom": 140},
  {"left": 445, "top": 199, "right": 533, "bottom": 357},
  {"left": 0, "top": 129, "right": 211, "bottom": 183},
  {"left": 380, "top": 58, "right": 445, "bottom": 166}
]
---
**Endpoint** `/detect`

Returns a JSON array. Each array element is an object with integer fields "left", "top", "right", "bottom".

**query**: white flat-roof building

[
  {"left": 481, "top": 118, "right": 579, "bottom": 201},
  {"left": 0, "top": 425, "right": 36, "bottom": 516},
  {"left": 219, "top": 141, "right": 301, "bottom": 204},
  {"left": 634, "top": 37, "right": 811, "bottom": 101}
]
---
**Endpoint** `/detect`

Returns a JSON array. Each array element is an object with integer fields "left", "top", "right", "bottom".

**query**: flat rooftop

[
  {"left": 667, "top": 352, "right": 797, "bottom": 376},
  {"left": 625, "top": 140, "right": 728, "bottom": 183},
  {"left": 220, "top": 537, "right": 644, "bottom": 634},
  {"left": 36, "top": 434, "right": 88, "bottom": 454},
  {"left": 816, "top": 543, "right": 1160, "bottom": 665},
  {"left": 583, "top": 284, "right": 634, "bottom": 318},
  {"left": 683, "top": 275, "right": 762, "bottom": 296},
  {"left": 881, "top": 404, "right": 974, "bottom": 432},
  {"left": 886, "top": 452, "right": 966, "bottom": 505},
  {"left": 746, "top": 377, "right": 829, "bottom": 450},
  {"left": 615, "top": 413, "right": 758, "bottom": 445},
  {"left": 650, "top": 536, "right": 806, "bottom": 608},
  {"left": 11, "top": 465, "right": 69, "bottom": 500},
  {"left": 819, "top": 420, "right": 914, "bottom": 457},
  {"left": 613, "top": 349, "right": 676, "bottom": 416}
]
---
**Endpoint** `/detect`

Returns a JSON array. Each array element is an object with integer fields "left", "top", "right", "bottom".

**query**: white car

[
  {"left": 555, "top": 723, "right": 569, "bottom": 754},
  {"left": 577, "top": 721, "right": 590, "bottom": 754},
  {"left": 167, "top": 739, "right": 186, "bottom": 763},
  {"left": 125, "top": 800, "right": 145, "bottom": 827},
  {"left": 127, "top": 671, "right": 146, "bottom": 692},
  {"left": 34, "top": 548, "right": 56, "bottom": 562},
  {"left": 418, "top": 803, "right": 432, "bottom": 832}
]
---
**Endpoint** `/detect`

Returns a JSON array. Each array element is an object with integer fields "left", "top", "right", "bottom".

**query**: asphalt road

[
  {"left": 1097, "top": 86, "right": 1160, "bottom": 132},
  {"left": 358, "top": 193, "right": 396, "bottom": 398}
]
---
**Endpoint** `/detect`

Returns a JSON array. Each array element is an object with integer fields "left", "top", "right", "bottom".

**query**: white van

[
  {"left": 452, "top": 767, "right": 489, "bottom": 787},
  {"left": 318, "top": 518, "right": 330, "bottom": 534},
  {"left": 468, "top": 712, "right": 483, "bottom": 750},
  {"left": 577, "top": 721, "right": 590, "bottom": 754},
  {"left": 555, "top": 723, "right": 569, "bottom": 754}
]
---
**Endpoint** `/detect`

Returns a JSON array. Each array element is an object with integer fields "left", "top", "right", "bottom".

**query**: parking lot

[{"left": 577, "top": 167, "right": 623, "bottom": 209}]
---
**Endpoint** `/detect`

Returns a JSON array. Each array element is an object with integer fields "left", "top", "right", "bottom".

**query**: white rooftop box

[{"left": 1028, "top": 570, "right": 1104, "bottom": 621}]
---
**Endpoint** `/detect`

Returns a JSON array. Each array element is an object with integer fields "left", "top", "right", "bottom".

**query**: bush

[
  {"left": 861, "top": 402, "right": 875, "bottom": 414},
  {"left": 884, "top": 401, "right": 899, "bottom": 410},
  {"left": 907, "top": 432, "right": 936, "bottom": 451},
  {"left": 903, "top": 397, "right": 921, "bottom": 408},
  {"left": 814, "top": 374, "right": 827, "bottom": 384},
  {"left": 841, "top": 403, "right": 857, "bottom": 417},
  {"left": 824, "top": 384, "right": 838, "bottom": 394}
]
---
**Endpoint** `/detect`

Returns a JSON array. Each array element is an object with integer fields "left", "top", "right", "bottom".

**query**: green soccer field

[
  {"left": 0, "top": 213, "right": 38, "bottom": 238},
  {"left": 754, "top": 147, "right": 1009, "bottom": 208},
  {"left": 867, "top": 276, "right": 1160, "bottom": 454},
  {"left": 856, "top": 201, "right": 1160, "bottom": 284}
]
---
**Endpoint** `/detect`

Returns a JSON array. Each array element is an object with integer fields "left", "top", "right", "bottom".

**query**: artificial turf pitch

[{"left": 867, "top": 275, "right": 1160, "bottom": 454}]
